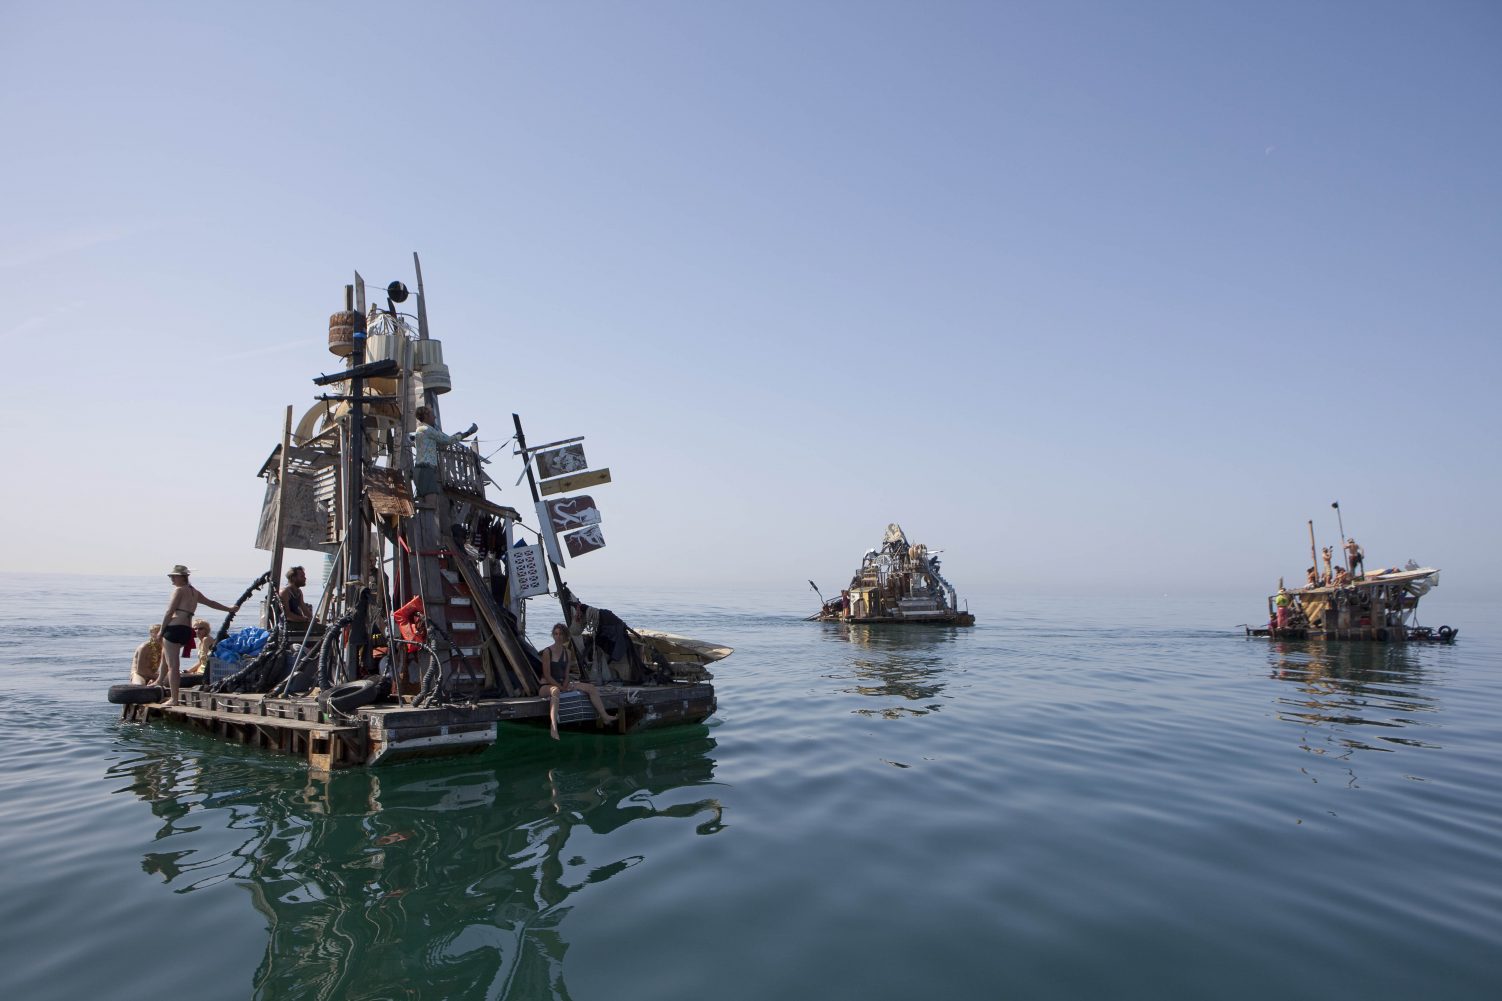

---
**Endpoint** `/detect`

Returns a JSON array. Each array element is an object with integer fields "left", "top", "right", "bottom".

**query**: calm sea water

[{"left": 1, "top": 574, "right": 1498, "bottom": 1000}]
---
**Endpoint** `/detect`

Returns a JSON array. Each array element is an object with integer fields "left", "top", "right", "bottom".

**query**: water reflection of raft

[{"left": 810, "top": 524, "right": 975, "bottom": 627}]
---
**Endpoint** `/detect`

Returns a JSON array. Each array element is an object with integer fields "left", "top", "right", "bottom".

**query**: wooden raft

[{"left": 136, "top": 683, "right": 715, "bottom": 771}]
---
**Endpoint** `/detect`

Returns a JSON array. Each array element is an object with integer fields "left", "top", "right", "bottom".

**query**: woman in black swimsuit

[
  {"left": 159, "top": 565, "right": 238, "bottom": 706},
  {"left": 538, "top": 622, "right": 617, "bottom": 739}
]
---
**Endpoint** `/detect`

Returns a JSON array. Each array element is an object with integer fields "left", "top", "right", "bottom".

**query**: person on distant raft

[
  {"left": 1321, "top": 546, "right": 1334, "bottom": 585},
  {"left": 159, "top": 565, "right": 239, "bottom": 707},
  {"left": 537, "top": 622, "right": 617, "bottom": 740},
  {"left": 1344, "top": 538, "right": 1365, "bottom": 578},
  {"left": 1305, "top": 566, "right": 1319, "bottom": 588},
  {"left": 279, "top": 565, "right": 311, "bottom": 623},
  {"left": 411, "top": 405, "right": 477, "bottom": 497}
]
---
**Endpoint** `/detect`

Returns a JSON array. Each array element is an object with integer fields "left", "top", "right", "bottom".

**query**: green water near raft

[{"left": 1, "top": 575, "right": 1498, "bottom": 1000}]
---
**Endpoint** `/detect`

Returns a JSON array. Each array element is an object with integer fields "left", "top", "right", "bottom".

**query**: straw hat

[{"left": 168, "top": 564, "right": 191, "bottom": 578}]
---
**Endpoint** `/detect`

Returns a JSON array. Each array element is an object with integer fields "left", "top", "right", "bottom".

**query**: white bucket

[
  {"left": 423, "top": 362, "right": 452, "bottom": 394},
  {"left": 414, "top": 339, "right": 444, "bottom": 368}
]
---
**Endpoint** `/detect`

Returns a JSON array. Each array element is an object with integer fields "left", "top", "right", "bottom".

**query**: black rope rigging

[
  {"left": 317, "top": 591, "right": 370, "bottom": 690},
  {"left": 211, "top": 584, "right": 287, "bottom": 695},
  {"left": 216, "top": 571, "right": 274, "bottom": 644}
]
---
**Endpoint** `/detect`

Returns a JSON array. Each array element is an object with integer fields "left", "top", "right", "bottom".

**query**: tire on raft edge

[
  {"left": 109, "top": 684, "right": 164, "bottom": 705},
  {"left": 319, "top": 677, "right": 389, "bottom": 716}
]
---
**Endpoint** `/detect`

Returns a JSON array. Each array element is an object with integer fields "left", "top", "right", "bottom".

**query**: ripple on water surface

[{"left": 0, "top": 580, "right": 1499, "bottom": 1000}]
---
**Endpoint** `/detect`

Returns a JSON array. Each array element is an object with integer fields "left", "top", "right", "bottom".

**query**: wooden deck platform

[
  {"left": 132, "top": 683, "right": 716, "bottom": 771},
  {"left": 819, "top": 613, "right": 976, "bottom": 626}
]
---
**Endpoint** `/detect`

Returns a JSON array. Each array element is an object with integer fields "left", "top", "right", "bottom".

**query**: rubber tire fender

[
  {"left": 319, "top": 677, "right": 389, "bottom": 716},
  {"left": 109, "top": 684, "right": 164, "bottom": 705},
  {"left": 1437, "top": 625, "right": 1455, "bottom": 642}
]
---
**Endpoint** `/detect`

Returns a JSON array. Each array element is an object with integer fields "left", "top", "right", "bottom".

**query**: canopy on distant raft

[
  {"left": 1291, "top": 566, "right": 1440, "bottom": 597},
  {"left": 1361, "top": 566, "right": 1439, "bottom": 584}
]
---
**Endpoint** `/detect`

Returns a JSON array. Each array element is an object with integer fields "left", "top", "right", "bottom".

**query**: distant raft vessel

[
  {"left": 809, "top": 524, "right": 974, "bottom": 626},
  {"left": 1245, "top": 518, "right": 1456, "bottom": 643}
]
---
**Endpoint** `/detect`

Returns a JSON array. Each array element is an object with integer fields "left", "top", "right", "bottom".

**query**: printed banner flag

[
  {"left": 508, "top": 542, "right": 550, "bottom": 598},
  {"left": 535, "top": 444, "right": 588, "bottom": 480},
  {"left": 545, "top": 495, "right": 602, "bottom": 533},
  {"left": 563, "top": 524, "right": 606, "bottom": 558},
  {"left": 534, "top": 499, "right": 566, "bottom": 567}
]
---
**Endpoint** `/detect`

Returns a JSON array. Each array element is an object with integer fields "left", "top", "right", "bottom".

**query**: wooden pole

[
  {"left": 413, "top": 252, "right": 430, "bottom": 341},
  {"left": 269, "top": 405, "right": 294, "bottom": 596},
  {"left": 413, "top": 252, "right": 440, "bottom": 426},
  {"left": 1307, "top": 520, "right": 1318, "bottom": 583},
  {"left": 513, "top": 413, "right": 570, "bottom": 621}
]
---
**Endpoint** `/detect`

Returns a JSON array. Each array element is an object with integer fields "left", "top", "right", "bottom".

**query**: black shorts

[{"left": 163, "top": 624, "right": 193, "bottom": 645}]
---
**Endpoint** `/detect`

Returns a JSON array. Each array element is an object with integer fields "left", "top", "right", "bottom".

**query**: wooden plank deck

[{"left": 133, "top": 682, "right": 717, "bottom": 771}]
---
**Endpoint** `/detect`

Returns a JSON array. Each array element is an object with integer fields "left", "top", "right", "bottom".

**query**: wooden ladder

[{"left": 421, "top": 553, "right": 495, "bottom": 694}]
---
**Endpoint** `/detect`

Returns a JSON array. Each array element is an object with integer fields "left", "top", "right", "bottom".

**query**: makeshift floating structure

[
  {"left": 1245, "top": 511, "right": 1456, "bottom": 643},
  {"left": 808, "top": 524, "right": 974, "bottom": 626},
  {"left": 111, "top": 257, "right": 730, "bottom": 769}
]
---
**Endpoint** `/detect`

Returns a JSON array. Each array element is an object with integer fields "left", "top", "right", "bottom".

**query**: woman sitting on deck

[
  {"left": 538, "top": 622, "right": 617, "bottom": 740},
  {"left": 180, "top": 619, "right": 215, "bottom": 682}
]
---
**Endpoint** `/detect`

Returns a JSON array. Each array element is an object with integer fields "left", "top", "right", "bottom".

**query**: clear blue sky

[{"left": 4, "top": 1, "right": 1498, "bottom": 601}]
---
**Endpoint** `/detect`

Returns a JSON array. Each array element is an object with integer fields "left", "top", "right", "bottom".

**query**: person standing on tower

[
  {"left": 411, "top": 405, "right": 477, "bottom": 497},
  {"left": 1344, "top": 538, "right": 1365, "bottom": 578}
]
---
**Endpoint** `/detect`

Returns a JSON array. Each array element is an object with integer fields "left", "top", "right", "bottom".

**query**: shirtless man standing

[
  {"left": 160, "top": 565, "right": 239, "bottom": 706},
  {"left": 1344, "top": 538, "right": 1365, "bottom": 578}
]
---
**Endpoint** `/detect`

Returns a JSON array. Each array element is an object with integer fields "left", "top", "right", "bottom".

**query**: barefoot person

[
  {"left": 537, "top": 622, "right": 617, "bottom": 740},
  {"left": 159, "top": 565, "right": 239, "bottom": 706}
]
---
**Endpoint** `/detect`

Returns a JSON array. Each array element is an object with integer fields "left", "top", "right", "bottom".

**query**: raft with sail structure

[{"left": 809, "top": 524, "right": 975, "bottom": 626}]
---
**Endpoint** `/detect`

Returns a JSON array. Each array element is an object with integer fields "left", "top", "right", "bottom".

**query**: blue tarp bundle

[{"left": 213, "top": 627, "right": 270, "bottom": 665}]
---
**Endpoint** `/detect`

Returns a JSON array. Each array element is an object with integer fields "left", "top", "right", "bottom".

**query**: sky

[{"left": 3, "top": 0, "right": 1499, "bottom": 604}]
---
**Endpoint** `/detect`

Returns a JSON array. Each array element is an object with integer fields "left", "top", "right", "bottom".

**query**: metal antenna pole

[
  {"left": 1332, "top": 501, "right": 1347, "bottom": 571},
  {"left": 1307, "top": 520, "right": 1318, "bottom": 581},
  {"left": 513, "top": 413, "right": 570, "bottom": 621}
]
